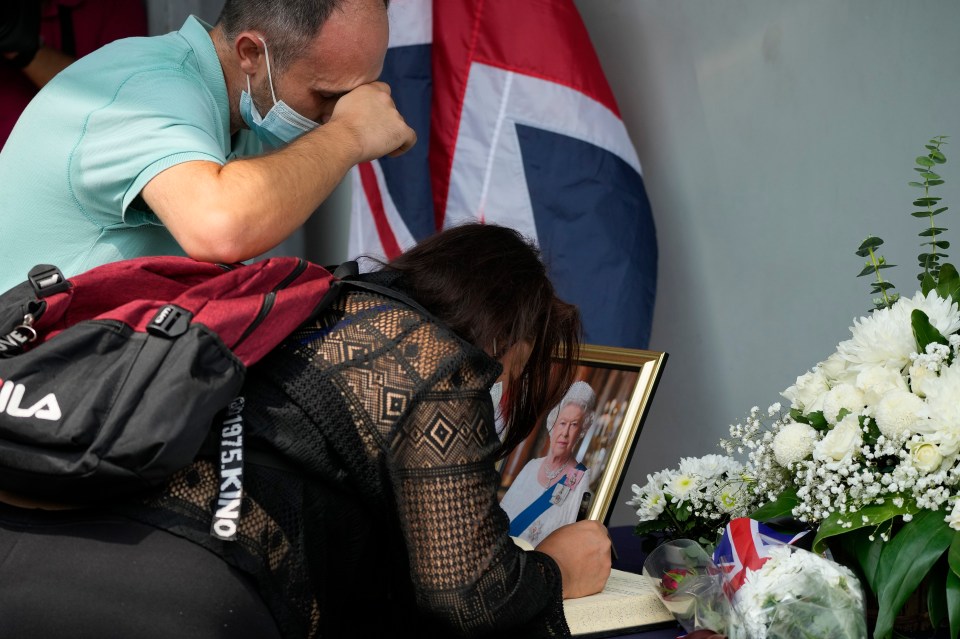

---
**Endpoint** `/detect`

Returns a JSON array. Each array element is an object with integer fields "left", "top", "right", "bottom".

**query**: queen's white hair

[{"left": 545, "top": 381, "right": 597, "bottom": 434}]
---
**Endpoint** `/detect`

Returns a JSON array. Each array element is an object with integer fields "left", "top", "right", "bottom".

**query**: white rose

[
  {"left": 820, "top": 352, "right": 855, "bottom": 384},
  {"left": 781, "top": 369, "right": 829, "bottom": 413},
  {"left": 814, "top": 414, "right": 862, "bottom": 462},
  {"left": 856, "top": 365, "right": 909, "bottom": 408},
  {"left": 910, "top": 441, "right": 944, "bottom": 474},
  {"left": 873, "top": 390, "right": 927, "bottom": 440},
  {"left": 821, "top": 383, "right": 865, "bottom": 425},
  {"left": 771, "top": 421, "right": 818, "bottom": 467}
]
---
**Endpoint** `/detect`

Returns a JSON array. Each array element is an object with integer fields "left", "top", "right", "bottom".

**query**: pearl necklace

[{"left": 543, "top": 457, "right": 571, "bottom": 480}]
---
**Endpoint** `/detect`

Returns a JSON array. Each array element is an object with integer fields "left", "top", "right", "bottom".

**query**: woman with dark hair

[{"left": 0, "top": 223, "right": 611, "bottom": 638}]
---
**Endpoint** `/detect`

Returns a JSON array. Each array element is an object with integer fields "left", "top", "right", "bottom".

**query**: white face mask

[
  {"left": 239, "top": 37, "right": 318, "bottom": 148},
  {"left": 490, "top": 381, "right": 506, "bottom": 442}
]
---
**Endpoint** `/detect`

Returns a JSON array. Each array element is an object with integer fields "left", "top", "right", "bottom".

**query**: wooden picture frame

[{"left": 497, "top": 345, "right": 667, "bottom": 539}]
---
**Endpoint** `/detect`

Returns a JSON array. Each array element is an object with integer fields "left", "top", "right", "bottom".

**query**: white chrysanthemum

[
  {"left": 920, "top": 361, "right": 960, "bottom": 456},
  {"left": 678, "top": 454, "right": 742, "bottom": 480},
  {"left": 821, "top": 383, "right": 865, "bottom": 424},
  {"left": 715, "top": 481, "right": 749, "bottom": 514},
  {"left": 771, "top": 421, "right": 818, "bottom": 467},
  {"left": 873, "top": 389, "right": 928, "bottom": 439},
  {"left": 814, "top": 414, "right": 862, "bottom": 462},
  {"left": 670, "top": 473, "right": 698, "bottom": 499},
  {"left": 781, "top": 368, "right": 830, "bottom": 413},
  {"left": 856, "top": 365, "right": 909, "bottom": 408},
  {"left": 838, "top": 291, "right": 960, "bottom": 373},
  {"left": 626, "top": 477, "right": 667, "bottom": 521}
]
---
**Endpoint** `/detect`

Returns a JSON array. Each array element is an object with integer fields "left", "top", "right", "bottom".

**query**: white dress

[{"left": 499, "top": 458, "right": 592, "bottom": 546}]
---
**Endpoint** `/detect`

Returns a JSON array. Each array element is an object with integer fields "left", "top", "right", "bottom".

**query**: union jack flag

[
  {"left": 712, "top": 517, "right": 809, "bottom": 596},
  {"left": 349, "top": 0, "right": 658, "bottom": 348}
]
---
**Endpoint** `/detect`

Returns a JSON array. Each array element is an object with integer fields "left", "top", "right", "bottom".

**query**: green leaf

[
  {"left": 913, "top": 309, "right": 950, "bottom": 353},
  {"left": 874, "top": 510, "right": 955, "bottom": 639},
  {"left": 806, "top": 411, "right": 828, "bottom": 431},
  {"left": 812, "top": 501, "right": 919, "bottom": 554},
  {"left": 921, "top": 171, "right": 942, "bottom": 179},
  {"left": 935, "top": 241, "right": 951, "bottom": 249},
  {"left": 920, "top": 227, "right": 949, "bottom": 237},
  {"left": 922, "top": 272, "right": 938, "bottom": 296},
  {"left": 950, "top": 532, "right": 960, "bottom": 578},
  {"left": 929, "top": 179, "right": 946, "bottom": 186},
  {"left": 858, "top": 236, "right": 884, "bottom": 252},
  {"left": 858, "top": 265, "right": 875, "bottom": 277},
  {"left": 931, "top": 562, "right": 948, "bottom": 631},
  {"left": 876, "top": 263, "right": 897, "bottom": 270},
  {"left": 932, "top": 150, "right": 947, "bottom": 163},
  {"left": 937, "top": 264, "right": 960, "bottom": 301},
  {"left": 948, "top": 568, "right": 960, "bottom": 639},
  {"left": 914, "top": 210, "right": 934, "bottom": 217},
  {"left": 909, "top": 181, "right": 927, "bottom": 188},
  {"left": 915, "top": 197, "right": 943, "bottom": 206},
  {"left": 749, "top": 487, "right": 798, "bottom": 521},
  {"left": 917, "top": 156, "right": 936, "bottom": 167}
]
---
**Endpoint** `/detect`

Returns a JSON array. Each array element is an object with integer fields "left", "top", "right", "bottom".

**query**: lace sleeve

[{"left": 387, "top": 335, "right": 569, "bottom": 637}]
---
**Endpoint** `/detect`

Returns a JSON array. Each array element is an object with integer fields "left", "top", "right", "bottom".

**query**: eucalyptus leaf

[
  {"left": 936, "top": 207, "right": 950, "bottom": 214},
  {"left": 933, "top": 150, "right": 947, "bottom": 162},
  {"left": 935, "top": 241, "right": 950, "bottom": 249},
  {"left": 858, "top": 237, "right": 884, "bottom": 251},
  {"left": 874, "top": 510, "right": 955, "bottom": 639},
  {"left": 915, "top": 197, "right": 942, "bottom": 206},
  {"left": 918, "top": 156, "right": 936, "bottom": 167},
  {"left": 920, "top": 227, "right": 949, "bottom": 237},
  {"left": 909, "top": 181, "right": 926, "bottom": 188},
  {"left": 930, "top": 179, "right": 946, "bottom": 186},
  {"left": 858, "top": 265, "right": 875, "bottom": 277},
  {"left": 921, "top": 171, "right": 942, "bottom": 179}
]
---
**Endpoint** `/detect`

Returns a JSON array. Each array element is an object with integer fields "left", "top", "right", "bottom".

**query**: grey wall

[
  {"left": 573, "top": 0, "right": 960, "bottom": 527},
  {"left": 145, "top": 1, "right": 960, "bottom": 528}
]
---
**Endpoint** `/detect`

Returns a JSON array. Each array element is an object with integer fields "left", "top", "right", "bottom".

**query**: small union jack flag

[{"left": 712, "top": 518, "right": 809, "bottom": 596}]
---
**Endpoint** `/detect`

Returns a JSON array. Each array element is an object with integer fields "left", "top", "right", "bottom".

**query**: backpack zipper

[{"left": 233, "top": 259, "right": 308, "bottom": 348}]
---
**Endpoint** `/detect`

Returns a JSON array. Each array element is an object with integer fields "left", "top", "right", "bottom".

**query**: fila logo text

[{"left": 0, "top": 378, "right": 62, "bottom": 421}]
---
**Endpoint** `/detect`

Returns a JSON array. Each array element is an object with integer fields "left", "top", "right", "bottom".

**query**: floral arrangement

[
  {"left": 629, "top": 137, "right": 959, "bottom": 639},
  {"left": 641, "top": 521, "right": 867, "bottom": 639}
]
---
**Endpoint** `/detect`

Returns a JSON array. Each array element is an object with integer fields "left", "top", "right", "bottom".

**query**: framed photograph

[{"left": 497, "top": 345, "right": 667, "bottom": 545}]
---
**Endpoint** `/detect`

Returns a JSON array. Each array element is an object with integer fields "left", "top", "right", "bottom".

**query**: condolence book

[{"left": 563, "top": 568, "right": 676, "bottom": 638}]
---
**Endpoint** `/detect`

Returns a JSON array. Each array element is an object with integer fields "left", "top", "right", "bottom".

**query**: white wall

[{"left": 572, "top": 0, "right": 960, "bottom": 527}]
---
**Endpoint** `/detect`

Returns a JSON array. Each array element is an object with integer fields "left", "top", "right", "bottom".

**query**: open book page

[
  {"left": 510, "top": 537, "right": 676, "bottom": 637},
  {"left": 563, "top": 568, "right": 675, "bottom": 637}
]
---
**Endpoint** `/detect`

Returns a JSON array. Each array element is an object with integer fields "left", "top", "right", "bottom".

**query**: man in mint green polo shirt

[{"left": 0, "top": 0, "right": 416, "bottom": 291}]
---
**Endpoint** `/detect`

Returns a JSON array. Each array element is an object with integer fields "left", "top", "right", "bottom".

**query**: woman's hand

[{"left": 535, "top": 520, "right": 612, "bottom": 599}]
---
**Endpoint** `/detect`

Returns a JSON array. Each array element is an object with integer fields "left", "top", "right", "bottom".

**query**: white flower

[
  {"left": 679, "top": 454, "right": 741, "bottom": 480},
  {"left": 873, "top": 389, "right": 927, "bottom": 439},
  {"left": 772, "top": 422, "right": 818, "bottom": 467},
  {"left": 627, "top": 477, "right": 667, "bottom": 521},
  {"left": 716, "top": 481, "right": 749, "bottom": 514},
  {"left": 948, "top": 499, "right": 960, "bottom": 532},
  {"left": 670, "top": 473, "right": 698, "bottom": 499},
  {"left": 909, "top": 441, "right": 944, "bottom": 474},
  {"left": 909, "top": 360, "right": 939, "bottom": 398},
  {"left": 855, "top": 365, "right": 908, "bottom": 408},
  {"left": 814, "top": 415, "right": 863, "bottom": 462},
  {"left": 920, "top": 362, "right": 960, "bottom": 455},
  {"left": 820, "top": 352, "right": 856, "bottom": 385},
  {"left": 838, "top": 291, "right": 960, "bottom": 373},
  {"left": 782, "top": 368, "right": 830, "bottom": 414},
  {"left": 821, "top": 383, "right": 865, "bottom": 425}
]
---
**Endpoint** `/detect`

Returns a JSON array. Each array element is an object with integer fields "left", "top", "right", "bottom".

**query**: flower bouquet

[
  {"left": 629, "top": 137, "right": 960, "bottom": 639},
  {"left": 641, "top": 518, "right": 867, "bottom": 639}
]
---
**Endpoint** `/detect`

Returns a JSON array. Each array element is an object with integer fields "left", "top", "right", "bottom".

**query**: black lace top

[{"left": 121, "top": 277, "right": 569, "bottom": 638}]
